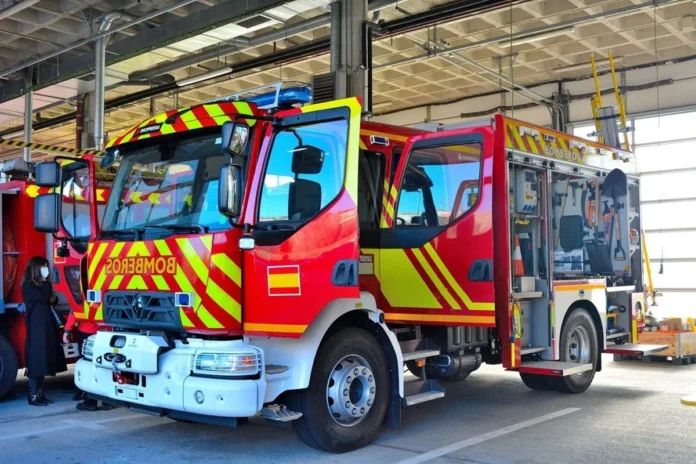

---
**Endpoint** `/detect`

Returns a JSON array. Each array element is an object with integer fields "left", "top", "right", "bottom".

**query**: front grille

[{"left": 104, "top": 292, "right": 182, "bottom": 331}]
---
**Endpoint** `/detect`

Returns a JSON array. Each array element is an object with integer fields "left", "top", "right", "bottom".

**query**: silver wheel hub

[
  {"left": 326, "top": 354, "right": 376, "bottom": 427},
  {"left": 568, "top": 326, "right": 591, "bottom": 365}
]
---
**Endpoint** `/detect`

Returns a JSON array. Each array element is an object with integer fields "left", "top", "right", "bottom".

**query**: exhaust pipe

[{"left": 427, "top": 352, "right": 482, "bottom": 379}]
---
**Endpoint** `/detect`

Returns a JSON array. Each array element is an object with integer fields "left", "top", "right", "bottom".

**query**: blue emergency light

[{"left": 244, "top": 86, "right": 312, "bottom": 109}]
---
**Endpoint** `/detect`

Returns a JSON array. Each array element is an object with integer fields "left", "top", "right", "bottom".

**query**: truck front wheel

[
  {"left": 289, "top": 327, "right": 389, "bottom": 453},
  {"left": 0, "top": 335, "right": 18, "bottom": 401}
]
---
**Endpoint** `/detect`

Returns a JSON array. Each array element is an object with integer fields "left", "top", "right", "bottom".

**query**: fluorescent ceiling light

[
  {"left": 176, "top": 67, "right": 233, "bottom": 87},
  {"left": 498, "top": 27, "right": 575, "bottom": 47},
  {"left": 552, "top": 56, "right": 623, "bottom": 74},
  {"left": 372, "top": 101, "right": 393, "bottom": 110}
]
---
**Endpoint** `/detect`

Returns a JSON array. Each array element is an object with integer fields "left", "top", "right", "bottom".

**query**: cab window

[
  {"left": 258, "top": 119, "right": 348, "bottom": 223},
  {"left": 395, "top": 142, "right": 482, "bottom": 227}
]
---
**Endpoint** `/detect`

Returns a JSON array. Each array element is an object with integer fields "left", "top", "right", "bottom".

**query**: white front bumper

[{"left": 75, "top": 337, "right": 266, "bottom": 418}]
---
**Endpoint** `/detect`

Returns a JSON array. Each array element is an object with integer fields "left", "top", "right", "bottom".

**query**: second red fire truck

[{"left": 33, "top": 85, "right": 665, "bottom": 452}]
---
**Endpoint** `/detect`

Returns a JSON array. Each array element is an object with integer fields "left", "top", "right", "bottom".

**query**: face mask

[{"left": 40, "top": 267, "right": 49, "bottom": 279}]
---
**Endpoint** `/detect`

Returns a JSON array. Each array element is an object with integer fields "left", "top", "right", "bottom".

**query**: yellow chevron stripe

[
  {"left": 211, "top": 253, "right": 241, "bottom": 286},
  {"left": 204, "top": 104, "right": 232, "bottom": 126},
  {"left": 126, "top": 275, "right": 147, "bottom": 290},
  {"left": 109, "top": 242, "right": 125, "bottom": 258},
  {"left": 196, "top": 304, "right": 223, "bottom": 329},
  {"left": 152, "top": 275, "right": 169, "bottom": 291},
  {"left": 207, "top": 279, "right": 241, "bottom": 321},
  {"left": 183, "top": 117, "right": 203, "bottom": 131},
  {"left": 176, "top": 238, "right": 209, "bottom": 283},
  {"left": 89, "top": 243, "right": 109, "bottom": 277},
  {"left": 94, "top": 303, "right": 104, "bottom": 321},
  {"left": 232, "top": 102, "right": 255, "bottom": 126},
  {"left": 180, "top": 309, "right": 194, "bottom": 328},
  {"left": 160, "top": 123, "right": 177, "bottom": 135},
  {"left": 154, "top": 240, "right": 172, "bottom": 256},
  {"left": 110, "top": 275, "right": 124, "bottom": 290},
  {"left": 199, "top": 235, "right": 212, "bottom": 253},
  {"left": 525, "top": 134, "right": 540, "bottom": 154},
  {"left": 389, "top": 185, "right": 398, "bottom": 202},
  {"left": 511, "top": 126, "right": 526, "bottom": 151},
  {"left": 423, "top": 243, "right": 495, "bottom": 311},
  {"left": 174, "top": 265, "right": 194, "bottom": 292},
  {"left": 411, "top": 248, "right": 461, "bottom": 310},
  {"left": 94, "top": 268, "right": 108, "bottom": 289},
  {"left": 359, "top": 140, "right": 367, "bottom": 150},
  {"left": 126, "top": 242, "right": 149, "bottom": 257}
]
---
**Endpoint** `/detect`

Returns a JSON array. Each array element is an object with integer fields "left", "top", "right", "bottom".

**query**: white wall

[{"left": 372, "top": 59, "right": 696, "bottom": 129}]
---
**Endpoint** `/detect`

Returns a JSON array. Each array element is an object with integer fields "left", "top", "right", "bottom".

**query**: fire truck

[
  {"left": 0, "top": 156, "right": 113, "bottom": 401},
  {"left": 32, "top": 85, "right": 666, "bottom": 452}
]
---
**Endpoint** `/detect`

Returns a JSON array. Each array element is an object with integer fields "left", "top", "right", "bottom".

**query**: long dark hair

[{"left": 22, "top": 256, "right": 50, "bottom": 287}]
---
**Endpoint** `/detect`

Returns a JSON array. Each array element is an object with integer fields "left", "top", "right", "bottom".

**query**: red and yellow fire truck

[
  {"left": 33, "top": 85, "right": 665, "bottom": 452},
  {"left": 0, "top": 156, "right": 114, "bottom": 400}
]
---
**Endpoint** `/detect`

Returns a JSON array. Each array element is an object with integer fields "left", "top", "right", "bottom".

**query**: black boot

[
  {"left": 28, "top": 390, "right": 47, "bottom": 406},
  {"left": 73, "top": 391, "right": 86, "bottom": 401},
  {"left": 38, "top": 388, "right": 54, "bottom": 404}
]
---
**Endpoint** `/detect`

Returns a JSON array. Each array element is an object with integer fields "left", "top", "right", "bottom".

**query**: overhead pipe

[
  {"left": 330, "top": 1, "right": 341, "bottom": 74},
  {"left": 94, "top": 12, "right": 131, "bottom": 151},
  {"left": 374, "top": 0, "right": 683, "bottom": 71},
  {"left": 23, "top": 68, "right": 32, "bottom": 162},
  {"left": 130, "top": 0, "right": 405, "bottom": 82},
  {"left": 0, "top": 0, "right": 199, "bottom": 80},
  {"left": 0, "top": 0, "right": 40, "bottom": 20}
]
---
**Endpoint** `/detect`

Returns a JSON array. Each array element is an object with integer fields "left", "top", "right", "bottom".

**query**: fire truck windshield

[{"left": 101, "top": 132, "right": 231, "bottom": 236}]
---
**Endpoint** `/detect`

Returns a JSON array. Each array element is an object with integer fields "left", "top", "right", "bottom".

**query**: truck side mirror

[
  {"left": 35, "top": 161, "right": 61, "bottom": 187},
  {"left": 34, "top": 193, "right": 60, "bottom": 233},
  {"left": 291, "top": 145, "right": 324, "bottom": 174},
  {"left": 218, "top": 164, "right": 241, "bottom": 218},
  {"left": 221, "top": 121, "right": 250, "bottom": 157}
]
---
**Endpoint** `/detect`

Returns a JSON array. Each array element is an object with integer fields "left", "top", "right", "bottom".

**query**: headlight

[
  {"left": 193, "top": 351, "right": 260, "bottom": 377},
  {"left": 82, "top": 336, "right": 95, "bottom": 360}
]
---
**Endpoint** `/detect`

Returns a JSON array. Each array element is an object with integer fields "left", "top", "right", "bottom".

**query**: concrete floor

[{"left": 2, "top": 354, "right": 695, "bottom": 464}]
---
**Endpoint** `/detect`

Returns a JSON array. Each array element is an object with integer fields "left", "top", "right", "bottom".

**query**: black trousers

[{"left": 29, "top": 376, "right": 44, "bottom": 392}]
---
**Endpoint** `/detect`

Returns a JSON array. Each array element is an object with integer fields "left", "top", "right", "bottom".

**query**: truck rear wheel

[
  {"left": 520, "top": 373, "right": 549, "bottom": 390},
  {"left": 547, "top": 308, "right": 598, "bottom": 394},
  {"left": 0, "top": 335, "right": 18, "bottom": 401},
  {"left": 289, "top": 327, "right": 389, "bottom": 453}
]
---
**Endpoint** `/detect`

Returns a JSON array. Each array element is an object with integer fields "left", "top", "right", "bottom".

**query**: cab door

[
  {"left": 379, "top": 128, "right": 496, "bottom": 327},
  {"left": 242, "top": 98, "right": 362, "bottom": 337}
]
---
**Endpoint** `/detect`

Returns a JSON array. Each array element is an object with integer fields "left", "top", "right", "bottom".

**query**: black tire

[
  {"left": 0, "top": 335, "right": 18, "bottom": 401},
  {"left": 520, "top": 373, "right": 549, "bottom": 391},
  {"left": 547, "top": 308, "right": 599, "bottom": 394},
  {"left": 288, "top": 328, "right": 389, "bottom": 453}
]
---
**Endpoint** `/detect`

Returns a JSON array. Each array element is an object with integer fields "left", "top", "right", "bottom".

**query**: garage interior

[{"left": 1, "top": 0, "right": 696, "bottom": 462}]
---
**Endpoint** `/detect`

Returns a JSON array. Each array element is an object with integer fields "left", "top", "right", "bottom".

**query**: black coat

[{"left": 22, "top": 280, "right": 67, "bottom": 377}]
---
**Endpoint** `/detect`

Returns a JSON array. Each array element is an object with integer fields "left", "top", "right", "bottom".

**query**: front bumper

[{"left": 75, "top": 337, "right": 266, "bottom": 418}]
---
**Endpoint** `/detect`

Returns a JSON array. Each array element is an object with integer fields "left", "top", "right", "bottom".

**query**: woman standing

[{"left": 22, "top": 257, "right": 66, "bottom": 406}]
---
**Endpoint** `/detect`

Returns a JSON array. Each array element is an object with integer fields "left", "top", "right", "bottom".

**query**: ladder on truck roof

[
  {"left": 586, "top": 53, "right": 666, "bottom": 358},
  {"left": 0, "top": 189, "right": 20, "bottom": 315}
]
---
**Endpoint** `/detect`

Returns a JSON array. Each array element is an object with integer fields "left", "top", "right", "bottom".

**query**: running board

[
  {"left": 400, "top": 338, "right": 440, "bottom": 362},
  {"left": 604, "top": 343, "right": 668, "bottom": 356},
  {"left": 403, "top": 378, "right": 445, "bottom": 407},
  {"left": 519, "top": 361, "right": 593, "bottom": 377},
  {"left": 260, "top": 404, "right": 302, "bottom": 422}
]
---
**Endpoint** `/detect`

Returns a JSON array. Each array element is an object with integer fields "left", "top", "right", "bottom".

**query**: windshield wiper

[
  {"left": 99, "top": 229, "right": 140, "bottom": 240},
  {"left": 144, "top": 224, "right": 208, "bottom": 234}
]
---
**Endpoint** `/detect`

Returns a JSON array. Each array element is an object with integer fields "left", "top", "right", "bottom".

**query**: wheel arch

[
  {"left": 252, "top": 291, "right": 404, "bottom": 403},
  {"left": 562, "top": 299, "right": 604, "bottom": 372}
]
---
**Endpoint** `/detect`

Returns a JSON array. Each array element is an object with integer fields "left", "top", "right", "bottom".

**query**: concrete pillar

[
  {"left": 335, "top": 0, "right": 367, "bottom": 101},
  {"left": 23, "top": 68, "right": 32, "bottom": 162}
]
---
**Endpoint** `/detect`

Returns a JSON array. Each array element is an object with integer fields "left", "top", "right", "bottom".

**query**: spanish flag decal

[{"left": 267, "top": 265, "right": 301, "bottom": 296}]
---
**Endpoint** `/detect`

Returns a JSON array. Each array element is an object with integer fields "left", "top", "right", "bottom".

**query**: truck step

[
  {"left": 518, "top": 361, "right": 593, "bottom": 377},
  {"left": 403, "top": 378, "right": 445, "bottom": 407},
  {"left": 128, "top": 405, "right": 164, "bottom": 417},
  {"left": 402, "top": 349, "right": 440, "bottom": 362},
  {"left": 399, "top": 338, "right": 440, "bottom": 362},
  {"left": 604, "top": 343, "right": 668, "bottom": 356},
  {"left": 260, "top": 404, "right": 302, "bottom": 422},
  {"left": 520, "top": 346, "right": 547, "bottom": 356}
]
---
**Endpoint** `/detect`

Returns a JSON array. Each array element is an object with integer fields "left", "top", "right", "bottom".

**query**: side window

[
  {"left": 258, "top": 119, "right": 348, "bottom": 222},
  {"left": 395, "top": 142, "right": 482, "bottom": 228},
  {"left": 61, "top": 165, "right": 92, "bottom": 238},
  {"left": 358, "top": 150, "right": 385, "bottom": 230}
]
